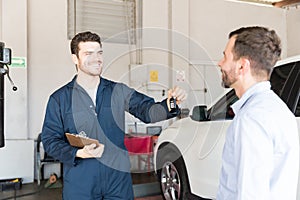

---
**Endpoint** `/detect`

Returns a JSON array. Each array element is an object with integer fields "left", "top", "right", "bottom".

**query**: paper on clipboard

[{"left": 65, "top": 133, "right": 100, "bottom": 148}]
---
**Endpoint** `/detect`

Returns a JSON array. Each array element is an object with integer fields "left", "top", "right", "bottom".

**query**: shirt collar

[{"left": 231, "top": 81, "right": 271, "bottom": 115}]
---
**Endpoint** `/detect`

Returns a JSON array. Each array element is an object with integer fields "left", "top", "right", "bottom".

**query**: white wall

[
  {"left": 0, "top": 0, "right": 33, "bottom": 183},
  {"left": 1, "top": 0, "right": 28, "bottom": 140},
  {"left": 189, "top": 0, "right": 287, "bottom": 60},
  {"left": 27, "top": 0, "right": 137, "bottom": 138},
  {"left": 27, "top": 0, "right": 290, "bottom": 139},
  {"left": 0, "top": 0, "right": 297, "bottom": 183},
  {"left": 28, "top": 0, "right": 75, "bottom": 140},
  {"left": 189, "top": 0, "right": 287, "bottom": 106},
  {"left": 287, "top": 8, "right": 300, "bottom": 57}
]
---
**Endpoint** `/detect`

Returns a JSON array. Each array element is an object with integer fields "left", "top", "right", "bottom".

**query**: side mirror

[{"left": 191, "top": 105, "right": 208, "bottom": 121}]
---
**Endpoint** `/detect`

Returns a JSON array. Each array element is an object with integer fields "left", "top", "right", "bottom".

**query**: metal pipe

[
  {"left": 168, "top": 0, "right": 173, "bottom": 89},
  {"left": 0, "top": 42, "right": 4, "bottom": 147}
]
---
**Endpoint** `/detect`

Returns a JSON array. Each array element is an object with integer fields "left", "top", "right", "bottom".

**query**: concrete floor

[{"left": 0, "top": 173, "right": 163, "bottom": 200}]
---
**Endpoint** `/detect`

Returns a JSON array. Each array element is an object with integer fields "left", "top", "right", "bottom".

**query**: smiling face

[
  {"left": 218, "top": 36, "right": 240, "bottom": 88},
  {"left": 72, "top": 41, "right": 103, "bottom": 77}
]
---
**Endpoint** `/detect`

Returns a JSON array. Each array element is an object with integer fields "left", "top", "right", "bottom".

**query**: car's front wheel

[{"left": 157, "top": 146, "right": 193, "bottom": 200}]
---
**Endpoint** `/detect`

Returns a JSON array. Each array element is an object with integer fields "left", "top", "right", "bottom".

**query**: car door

[{"left": 186, "top": 90, "right": 238, "bottom": 197}]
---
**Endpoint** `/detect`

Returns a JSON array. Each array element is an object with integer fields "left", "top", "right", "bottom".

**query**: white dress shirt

[{"left": 217, "top": 81, "right": 299, "bottom": 200}]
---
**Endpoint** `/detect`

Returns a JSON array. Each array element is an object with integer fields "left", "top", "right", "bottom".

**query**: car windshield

[
  {"left": 207, "top": 89, "right": 238, "bottom": 121},
  {"left": 207, "top": 62, "right": 298, "bottom": 121},
  {"left": 270, "top": 62, "right": 297, "bottom": 96}
]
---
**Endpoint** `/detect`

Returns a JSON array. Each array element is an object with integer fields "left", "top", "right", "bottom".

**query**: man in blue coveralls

[{"left": 41, "top": 31, "right": 187, "bottom": 200}]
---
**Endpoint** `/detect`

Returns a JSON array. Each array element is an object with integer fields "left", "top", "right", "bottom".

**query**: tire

[{"left": 157, "top": 146, "right": 193, "bottom": 200}]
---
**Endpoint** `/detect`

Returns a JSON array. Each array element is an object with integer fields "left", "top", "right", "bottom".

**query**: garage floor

[{"left": 0, "top": 173, "right": 163, "bottom": 200}]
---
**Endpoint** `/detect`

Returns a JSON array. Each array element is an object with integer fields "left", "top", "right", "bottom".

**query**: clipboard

[{"left": 65, "top": 133, "right": 100, "bottom": 148}]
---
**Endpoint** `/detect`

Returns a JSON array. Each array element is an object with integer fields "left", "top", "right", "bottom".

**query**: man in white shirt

[{"left": 216, "top": 26, "right": 299, "bottom": 200}]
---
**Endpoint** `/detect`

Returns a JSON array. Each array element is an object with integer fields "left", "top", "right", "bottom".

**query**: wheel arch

[{"left": 156, "top": 141, "right": 193, "bottom": 194}]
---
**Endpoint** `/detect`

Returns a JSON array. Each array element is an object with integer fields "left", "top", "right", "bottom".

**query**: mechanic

[{"left": 41, "top": 31, "right": 186, "bottom": 200}]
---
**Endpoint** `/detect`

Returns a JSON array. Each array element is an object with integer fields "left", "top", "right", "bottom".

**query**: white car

[{"left": 154, "top": 55, "right": 300, "bottom": 200}]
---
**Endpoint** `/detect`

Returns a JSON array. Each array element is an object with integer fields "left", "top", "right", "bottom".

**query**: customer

[
  {"left": 41, "top": 31, "right": 186, "bottom": 200},
  {"left": 217, "top": 26, "right": 299, "bottom": 200}
]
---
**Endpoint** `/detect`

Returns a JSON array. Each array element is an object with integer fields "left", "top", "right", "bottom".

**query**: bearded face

[{"left": 218, "top": 37, "right": 239, "bottom": 88}]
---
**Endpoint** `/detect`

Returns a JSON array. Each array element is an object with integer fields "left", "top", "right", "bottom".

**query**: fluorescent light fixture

[{"left": 225, "top": 0, "right": 277, "bottom": 7}]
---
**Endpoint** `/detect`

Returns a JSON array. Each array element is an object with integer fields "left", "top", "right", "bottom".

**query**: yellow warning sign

[{"left": 150, "top": 70, "right": 158, "bottom": 82}]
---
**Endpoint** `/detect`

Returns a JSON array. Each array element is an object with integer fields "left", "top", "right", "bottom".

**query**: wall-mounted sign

[
  {"left": 150, "top": 70, "right": 158, "bottom": 82},
  {"left": 176, "top": 70, "right": 185, "bottom": 82},
  {"left": 11, "top": 57, "right": 26, "bottom": 68}
]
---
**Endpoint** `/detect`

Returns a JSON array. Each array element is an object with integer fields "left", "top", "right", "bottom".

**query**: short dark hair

[
  {"left": 70, "top": 31, "right": 102, "bottom": 57},
  {"left": 229, "top": 26, "right": 281, "bottom": 77}
]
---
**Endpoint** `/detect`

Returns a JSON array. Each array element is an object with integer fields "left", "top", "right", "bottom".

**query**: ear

[
  {"left": 71, "top": 54, "right": 79, "bottom": 65},
  {"left": 239, "top": 57, "right": 251, "bottom": 75}
]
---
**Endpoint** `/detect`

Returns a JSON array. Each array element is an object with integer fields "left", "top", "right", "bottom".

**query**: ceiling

[{"left": 230, "top": 0, "right": 300, "bottom": 8}]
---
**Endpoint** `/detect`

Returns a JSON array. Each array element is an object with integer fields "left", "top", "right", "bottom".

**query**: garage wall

[
  {"left": 0, "top": 0, "right": 295, "bottom": 183},
  {"left": 0, "top": 0, "right": 291, "bottom": 139},
  {"left": 188, "top": 0, "right": 287, "bottom": 106},
  {"left": 1, "top": 0, "right": 28, "bottom": 139},
  {"left": 287, "top": 8, "right": 300, "bottom": 57},
  {"left": 20, "top": 0, "right": 292, "bottom": 139},
  {"left": 0, "top": 0, "right": 33, "bottom": 183},
  {"left": 27, "top": 0, "right": 76, "bottom": 141},
  {"left": 189, "top": 0, "right": 287, "bottom": 60}
]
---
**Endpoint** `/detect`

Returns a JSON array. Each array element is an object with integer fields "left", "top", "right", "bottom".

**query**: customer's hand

[{"left": 76, "top": 143, "right": 104, "bottom": 158}]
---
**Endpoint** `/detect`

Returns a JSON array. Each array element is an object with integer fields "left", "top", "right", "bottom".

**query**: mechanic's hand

[
  {"left": 167, "top": 86, "right": 187, "bottom": 110},
  {"left": 76, "top": 143, "right": 104, "bottom": 158}
]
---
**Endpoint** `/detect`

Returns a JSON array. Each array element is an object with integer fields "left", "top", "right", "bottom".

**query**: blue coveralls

[{"left": 41, "top": 76, "right": 179, "bottom": 200}]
